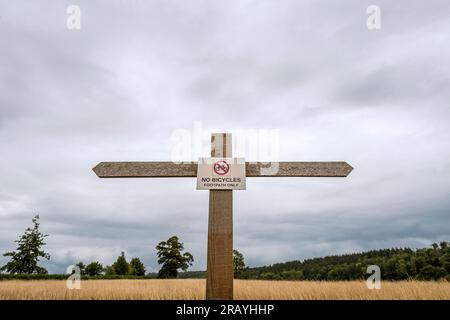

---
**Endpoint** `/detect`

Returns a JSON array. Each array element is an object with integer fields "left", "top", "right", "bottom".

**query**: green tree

[
  {"left": 419, "top": 265, "right": 447, "bottom": 280},
  {"left": 439, "top": 253, "right": 450, "bottom": 273},
  {"left": 85, "top": 262, "right": 103, "bottom": 276},
  {"left": 233, "top": 249, "right": 246, "bottom": 278},
  {"left": 129, "top": 257, "right": 146, "bottom": 276},
  {"left": 1, "top": 215, "right": 50, "bottom": 274},
  {"left": 103, "top": 265, "right": 115, "bottom": 275},
  {"left": 76, "top": 262, "right": 86, "bottom": 275},
  {"left": 156, "top": 236, "right": 194, "bottom": 278},
  {"left": 395, "top": 259, "right": 409, "bottom": 279},
  {"left": 112, "top": 252, "right": 129, "bottom": 275},
  {"left": 408, "top": 257, "right": 418, "bottom": 276}
]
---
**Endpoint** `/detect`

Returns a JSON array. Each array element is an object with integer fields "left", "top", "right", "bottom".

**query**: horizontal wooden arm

[{"left": 93, "top": 161, "right": 353, "bottom": 178}]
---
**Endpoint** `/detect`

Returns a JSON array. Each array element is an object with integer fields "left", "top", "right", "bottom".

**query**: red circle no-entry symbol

[{"left": 213, "top": 160, "right": 230, "bottom": 175}]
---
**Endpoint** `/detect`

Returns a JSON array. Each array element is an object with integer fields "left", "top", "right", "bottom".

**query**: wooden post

[{"left": 206, "top": 133, "right": 233, "bottom": 300}]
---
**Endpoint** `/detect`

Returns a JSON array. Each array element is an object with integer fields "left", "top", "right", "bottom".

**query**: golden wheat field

[{"left": 0, "top": 279, "right": 449, "bottom": 300}]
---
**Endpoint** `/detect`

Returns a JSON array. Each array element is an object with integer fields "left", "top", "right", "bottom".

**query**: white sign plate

[{"left": 197, "top": 157, "right": 246, "bottom": 190}]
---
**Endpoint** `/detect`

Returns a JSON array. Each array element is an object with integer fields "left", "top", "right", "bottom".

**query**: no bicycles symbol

[
  {"left": 213, "top": 160, "right": 230, "bottom": 175},
  {"left": 197, "top": 157, "right": 246, "bottom": 190}
]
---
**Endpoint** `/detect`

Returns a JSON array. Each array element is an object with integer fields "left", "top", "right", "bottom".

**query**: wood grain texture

[
  {"left": 206, "top": 133, "right": 234, "bottom": 300},
  {"left": 93, "top": 162, "right": 198, "bottom": 178},
  {"left": 245, "top": 161, "right": 353, "bottom": 177},
  {"left": 93, "top": 161, "right": 353, "bottom": 178}
]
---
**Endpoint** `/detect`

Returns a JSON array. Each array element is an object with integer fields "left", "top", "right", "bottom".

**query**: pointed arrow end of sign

[
  {"left": 344, "top": 162, "right": 354, "bottom": 176},
  {"left": 92, "top": 163, "right": 104, "bottom": 178}
]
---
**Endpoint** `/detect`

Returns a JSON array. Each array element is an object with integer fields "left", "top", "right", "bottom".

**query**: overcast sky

[{"left": 1, "top": 0, "right": 450, "bottom": 274}]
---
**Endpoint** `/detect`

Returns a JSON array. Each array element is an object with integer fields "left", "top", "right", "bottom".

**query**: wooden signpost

[{"left": 93, "top": 133, "right": 353, "bottom": 300}]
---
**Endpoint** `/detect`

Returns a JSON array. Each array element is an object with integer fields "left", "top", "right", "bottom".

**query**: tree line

[
  {"left": 74, "top": 252, "right": 146, "bottom": 277},
  {"left": 179, "top": 243, "right": 450, "bottom": 281},
  {"left": 0, "top": 215, "right": 194, "bottom": 278},
  {"left": 2, "top": 215, "right": 449, "bottom": 281},
  {"left": 237, "top": 242, "right": 450, "bottom": 281}
]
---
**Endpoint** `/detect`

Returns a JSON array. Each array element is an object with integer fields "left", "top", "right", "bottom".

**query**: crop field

[{"left": 0, "top": 279, "right": 449, "bottom": 300}]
